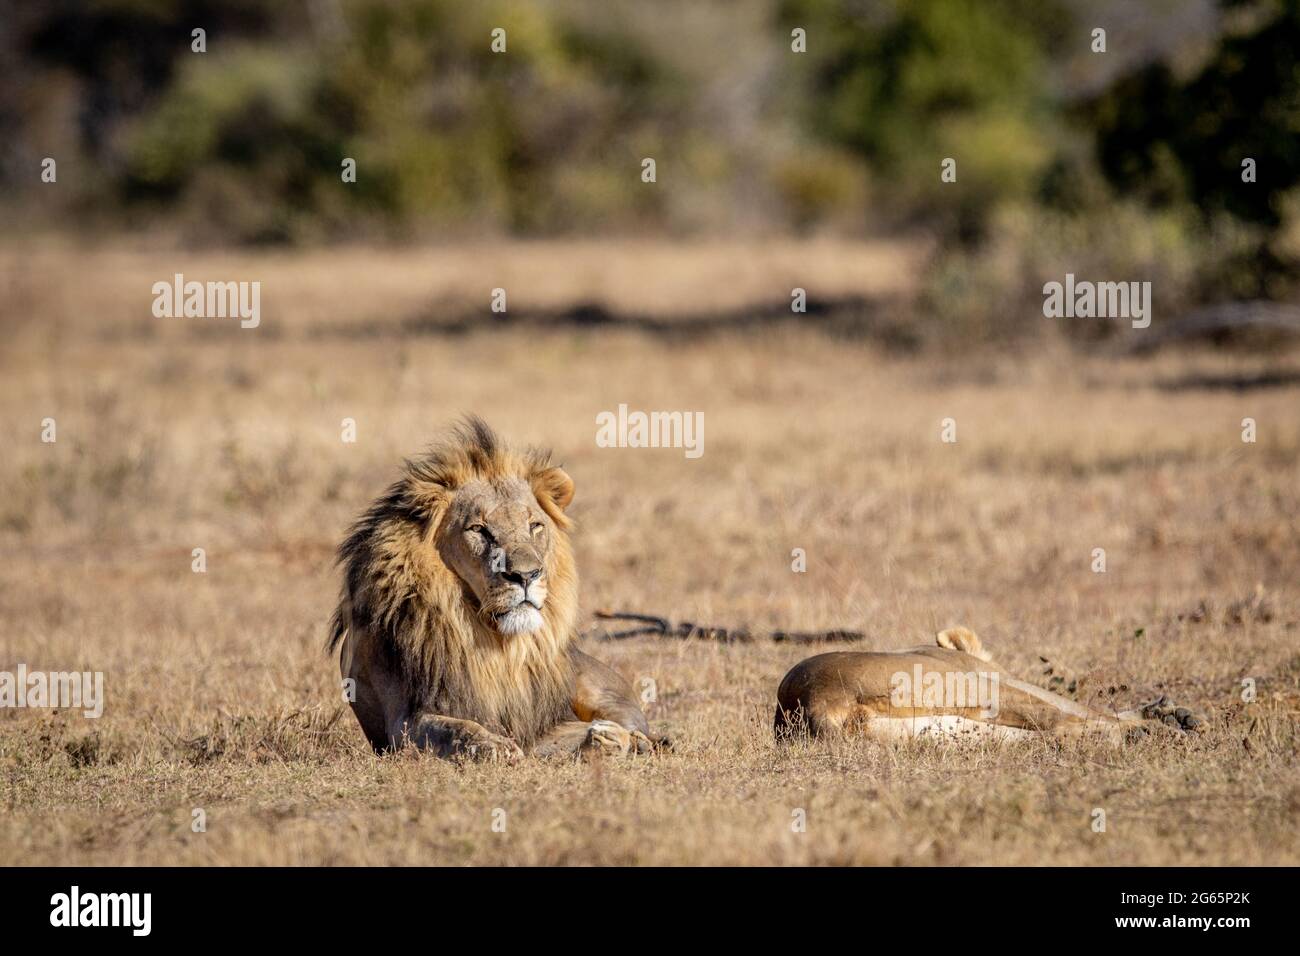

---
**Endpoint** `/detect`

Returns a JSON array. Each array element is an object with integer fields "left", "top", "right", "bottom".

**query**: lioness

[
  {"left": 329, "top": 417, "right": 659, "bottom": 762},
  {"left": 775, "top": 627, "right": 1203, "bottom": 743}
]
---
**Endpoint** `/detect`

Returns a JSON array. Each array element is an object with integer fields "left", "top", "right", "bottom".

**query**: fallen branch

[{"left": 591, "top": 610, "right": 863, "bottom": 644}]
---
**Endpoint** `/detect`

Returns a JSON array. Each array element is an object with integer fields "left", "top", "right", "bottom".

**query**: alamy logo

[
  {"left": 0, "top": 665, "right": 103, "bottom": 718},
  {"left": 890, "top": 666, "right": 1000, "bottom": 718},
  {"left": 152, "top": 273, "right": 261, "bottom": 328},
  {"left": 50, "top": 886, "right": 151, "bottom": 936},
  {"left": 596, "top": 404, "right": 704, "bottom": 459},
  {"left": 1042, "top": 273, "right": 1151, "bottom": 329}
]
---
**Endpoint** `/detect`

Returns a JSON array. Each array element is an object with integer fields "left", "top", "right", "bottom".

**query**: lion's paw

[
  {"left": 461, "top": 732, "right": 525, "bottom": 764},
  {"left": 580, "top": 719, "right": 634, "bottom": 757},
  {"left": 1140, "top": 695, "right": 1205, "bottom": 734}
]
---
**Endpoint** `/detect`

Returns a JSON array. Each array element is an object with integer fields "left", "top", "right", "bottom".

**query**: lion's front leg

[
  {"left": 524, "top": 648, "right": 668, "bottom": 758},
  {"left": 530, "top": 719, "right": 653, "bottom": 759},
  {"left": 569, "top": 647, "right": 669, "bottom": 744},
  {"left": 396, "top": 712, "right": 524, "bottom": 763}
]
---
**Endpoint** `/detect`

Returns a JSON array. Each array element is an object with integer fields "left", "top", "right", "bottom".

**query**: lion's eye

[{"left": 467, "top": 524, "right": 487, "bottom": 536}]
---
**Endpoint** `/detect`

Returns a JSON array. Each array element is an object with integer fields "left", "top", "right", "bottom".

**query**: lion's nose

[{"left": 502, "top": 566, "right": 542, "bottom": 588}]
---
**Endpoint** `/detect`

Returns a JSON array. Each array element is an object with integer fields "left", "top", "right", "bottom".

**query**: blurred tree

[
  {"left": 1, "top": 0, "right": 1296, "bottom": 316},
  {"left": 778, "top": 0, "right": 1069, "bottom": 239},
  {"left": 21, "top": 0, "right": 279, "bottom": 160},
  {"left": 1085, "top": 0, "right": 1300, "bottom": 294}
]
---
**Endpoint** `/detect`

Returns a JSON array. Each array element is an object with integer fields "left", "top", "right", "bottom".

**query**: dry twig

[{"left": 591, "top": 610, "right": 863, "bottom": 644}]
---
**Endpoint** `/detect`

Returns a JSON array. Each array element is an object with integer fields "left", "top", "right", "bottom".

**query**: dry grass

[
  {"left": 0, "top": 237, "right": 925, "bottom": 339},
  {"left": 0, "top": 243, "right": 1297, "bottom": 866}
]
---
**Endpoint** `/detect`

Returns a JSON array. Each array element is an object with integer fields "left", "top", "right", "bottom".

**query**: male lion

[
  {"left": 329, "top": 417, "right": 659, "bottom": 762},
  {"left": 775, "top": 627, "right": 1203, "bottom": 743}
]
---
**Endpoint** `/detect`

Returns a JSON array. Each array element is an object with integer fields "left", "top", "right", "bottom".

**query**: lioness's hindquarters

[{"left": 774, "top": 630, "right": 1183, "bottom": 744}]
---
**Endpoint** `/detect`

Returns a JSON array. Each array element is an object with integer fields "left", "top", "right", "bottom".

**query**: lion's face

[{"left": 437, "top": 474, "right": 573, "bottom": 637}]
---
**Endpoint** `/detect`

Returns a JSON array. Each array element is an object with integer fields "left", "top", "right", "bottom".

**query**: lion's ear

[
  {"left": 532, "top": 466, "right": 575, "bottom": 521},
  {"left": 936, "top": 626, "right": 992, "bottom": 662}
]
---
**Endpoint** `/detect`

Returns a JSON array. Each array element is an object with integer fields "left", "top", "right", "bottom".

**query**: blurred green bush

[
  {"left": 3, "top": 0, "right": 1296, "bottom": 327},
  {"left": 779, "top": 0, "right": 1063, "bottom": 237}
]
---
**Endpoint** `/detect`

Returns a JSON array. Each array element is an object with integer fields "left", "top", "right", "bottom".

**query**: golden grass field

[{"left": 1, "top": 242, "right": 1297, "bottom": 866}]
